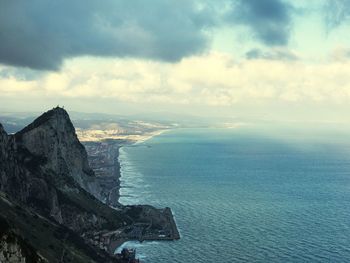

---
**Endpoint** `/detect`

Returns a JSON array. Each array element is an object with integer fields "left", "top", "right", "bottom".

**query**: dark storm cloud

[
  {"left": 227, "top": 0, "right": 293, "bottom": 45},
  {"left": 0, "top": 0, "right": 214, "bottom": 70},
  {"left": 0, "top": 0, "right": 299, "bottom": 71},
  {"left": 245, "top": 48, "right": 298, "bottom": 61}
]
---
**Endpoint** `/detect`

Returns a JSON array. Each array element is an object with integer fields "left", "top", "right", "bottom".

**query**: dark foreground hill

[{"left": 0, "top": 107, "right": 179, "bottom": 262}]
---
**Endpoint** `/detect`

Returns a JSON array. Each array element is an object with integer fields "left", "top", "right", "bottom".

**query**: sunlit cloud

[{"left": 2, "top": 52, "right": 350, "bottom": 110}]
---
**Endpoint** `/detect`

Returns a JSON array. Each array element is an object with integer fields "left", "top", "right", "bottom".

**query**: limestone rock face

[
  {"left": 0, "top": 107, "right": 128, "bottom": 230},
  {"left": 0, "top": 216, "right": 44, "bottom": 263},
  {"left": 0, "top": 108, "right": 129, "bottom": 262},
  {"left": 0, "top": 123, "right": 31, "bottom": 205},
  {"left": 0, "top": 110, "right": 70, "bottom": 223},
  {"left": 0, "top": 232, "right": 44, "bottom": 263},
  {"left": 0, "top": 107, "right": 179, "bottom": 262},
  {"left": 0, "top": 238, "right": 26, "bottom": 263},
  {"left": 15, "top": 107, "right": 102, "bottom": 198}
]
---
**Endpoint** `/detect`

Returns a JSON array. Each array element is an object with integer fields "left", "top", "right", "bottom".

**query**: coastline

[
  {"left": 112, "top": 128, "right": 179, "bottom": 253},
  {"left": 132, "top": 129, "right": 169, "bottom": 145},
  {"left": 82, "top": 128, "right": 179, "bottom": 257},
  {"left": 80, "top": 129, "right": 170, "bottom": 207},
  {"left": 107, "top": 206, "right": 180, "bottom": 255},
  {"left": 117, "top": 129, "right": 169, "bottom": 204}
]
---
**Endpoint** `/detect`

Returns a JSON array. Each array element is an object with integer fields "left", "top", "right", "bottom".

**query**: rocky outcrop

[
  {"left": 0, "top": 108, "right": 125, "bottom": 230},
  {"left": 0, "top": 217, "right": 44, "bottom": 263},
  {"left": 15, "top": 107, "right": 103, "bottom": 199},
  {"left": 0, "top": 191, "right": 118, "bottom": 263},
  {"left": 0, "top": 108, "right": 129, "bottom": 262},
  {"left": 0, "top": 233, "right": 41, "bottom": 263},
  {"left": 0, "top": 107, "right": 179, "bottom": 262}
]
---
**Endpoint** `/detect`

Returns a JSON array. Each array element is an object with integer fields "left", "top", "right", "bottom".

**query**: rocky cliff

[
  {"left": 0, "top": 108, "right": 129, "bottom": 262},
  {"left": 15, "top": 107, "right": 103, "bottom": 200},
  {"left": 0, "top": 107, "right": 179, "bottom": 263},
  {"left": 0, "top": 108, "right": 126, "bottom": 231}
]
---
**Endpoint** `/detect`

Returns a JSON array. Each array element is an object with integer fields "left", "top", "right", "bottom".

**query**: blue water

[{"left": 118, "top": 128, "right": 350, "bottom": 262}]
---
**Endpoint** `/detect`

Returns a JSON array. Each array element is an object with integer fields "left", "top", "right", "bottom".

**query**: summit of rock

[
  {"left": 17, "top": 107, "right": 73, "bottom": 135},
  {"left": 0, "top": 108, "right": 128, "bottom": 262},
  {"left": 0, "top": 107, "right": 180, "bottom": 262},
  {"left": 14, "top": 107, "right": 101, "bottom": 196}
]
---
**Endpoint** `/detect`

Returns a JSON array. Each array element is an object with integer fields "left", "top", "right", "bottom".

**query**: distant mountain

[{"left": 0, "top": 107, "right": 179, "bottom": 262}]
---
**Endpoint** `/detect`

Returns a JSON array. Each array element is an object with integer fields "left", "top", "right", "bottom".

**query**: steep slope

[
  {"left": 0, "top": 107, "right": 179, "bottom": 262},
  {"left": 15, "top": 107, "right": 102, "bottom": 199},
  {"left": 1, "top": 108, "right": 129, "bottom": 232},
  {"left": 0, "top": 192, "right": 116, "bottom": 263},
  {"left": 0, "top": 108, "right": 128, "bottom": 262}
]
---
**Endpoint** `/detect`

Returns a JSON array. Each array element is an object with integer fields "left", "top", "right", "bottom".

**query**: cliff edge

[{"left": 0, "top": 107, "right": 179, "bottom": 263}]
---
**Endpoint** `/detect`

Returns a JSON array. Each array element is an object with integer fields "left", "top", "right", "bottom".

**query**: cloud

[
  {"left": 0, "top": 0, "right": 303, "bottom": 71},
  {"left": 324, "top": 0, "right": 350, "bottom": 31},
  {"left": 245, "top": 48, "right": 298, "bottom": 61},
  {"left": 227, "top": 0, "right": 293, "bottom": 45},
  {"left": 330, "top": 47, "right": 350, "bottom": 62},
  {"left": 2, "top": 52, "right": 350, "bottom": 108},
  {"left": 0, "top": 0, "right": 214, "bottom": 70},
  {"left": 0, "top": 67, "right": 44, "bottom": 81}
]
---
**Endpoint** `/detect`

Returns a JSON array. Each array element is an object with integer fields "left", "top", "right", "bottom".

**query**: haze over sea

[{"left": 119, "top": 127, "right": 350, "bottom": 262}]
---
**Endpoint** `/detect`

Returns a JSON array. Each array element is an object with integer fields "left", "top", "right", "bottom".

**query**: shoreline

[
  {"left": 132, "top": 129, "right": 169, "bottom": 145},
  {"left": 82, "top": 128, "right": 179, "bottom": 257},
  {"left": 81, "top": 129, "right": 171, "bottom": 207},
  {"left": 111, "top": 129, "right": 179, "bottom": 253},
  {"left": 117, "top": 129, "right": 169, "bottom": 204},
  {"left": 108, "top": 207, "right": 180, "bottom": 255}
]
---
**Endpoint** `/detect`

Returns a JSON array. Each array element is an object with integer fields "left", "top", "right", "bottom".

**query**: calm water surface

[{"left": 119, "top": 128, "right": 350, "bottom": 262}]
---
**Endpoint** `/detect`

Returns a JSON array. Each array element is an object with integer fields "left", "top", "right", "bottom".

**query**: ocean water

[{"left": 118, "top": 128, "right": 350, "bottom": 262}]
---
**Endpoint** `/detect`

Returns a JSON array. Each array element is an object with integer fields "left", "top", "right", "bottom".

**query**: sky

[{"left": 1, "top": 0, "right": 350, "bottom": 123}]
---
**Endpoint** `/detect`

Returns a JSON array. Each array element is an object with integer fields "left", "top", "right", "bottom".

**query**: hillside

[{"left": 0, "top": 107, "right": 179, "bottom": 262}]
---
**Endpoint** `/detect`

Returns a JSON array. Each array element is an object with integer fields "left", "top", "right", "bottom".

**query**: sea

[{"left": 118, "top": 127, "right": 350, "bottom": 262}]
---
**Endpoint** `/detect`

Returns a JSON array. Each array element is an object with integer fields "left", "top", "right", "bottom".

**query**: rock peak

[
  {"left": 14, "top": 106, "right": 96, "bottom": 193},
  {"left": 46, "top": 106, "right": 68, "bottom": 116},
  {"left": 16, "top": 106, "right": 73, "bottom": 136}
]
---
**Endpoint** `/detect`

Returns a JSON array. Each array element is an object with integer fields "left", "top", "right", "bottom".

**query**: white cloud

[{"left": 2, "top": 52, "right": 350, "bottom": 109}]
